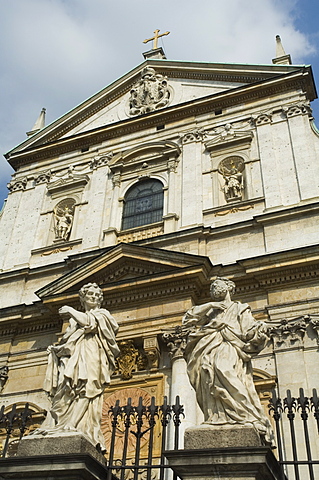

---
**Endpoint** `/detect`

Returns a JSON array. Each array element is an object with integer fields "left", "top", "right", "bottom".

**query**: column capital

[{"left": 162, "top": 325, "right": 188, "bottom": 361}]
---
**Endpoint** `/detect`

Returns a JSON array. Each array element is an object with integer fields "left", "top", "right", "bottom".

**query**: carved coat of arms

[{"left": 129, "top": 67, "right": 170, "bottom": 115}]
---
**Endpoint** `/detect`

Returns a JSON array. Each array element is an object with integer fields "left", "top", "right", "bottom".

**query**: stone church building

[{"left": 0, "top": 38, "right": 318, "bottom": 462}]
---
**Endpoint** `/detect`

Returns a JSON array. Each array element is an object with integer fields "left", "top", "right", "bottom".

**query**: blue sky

[{"left": 1, "top": 0, "right": 319, "bottom": 209}]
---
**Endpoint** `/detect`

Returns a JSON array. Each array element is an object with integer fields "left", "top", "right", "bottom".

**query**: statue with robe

[
  {"left": 182, "top": 277, "right": 273, "bottom": 445},
  {"left": 38, "top": 283, "right": 120, "bottom": 451}
]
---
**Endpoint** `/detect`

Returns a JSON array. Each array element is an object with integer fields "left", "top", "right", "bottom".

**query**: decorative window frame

[
  {"left": 120, "top": 177, "right": 165, "bottom": 231},
  {"left": 108, "top": 141, "right": 181, "bottom": 185},
  {"left": 103, "top": 141, "right": 180, "bottom": 245}
]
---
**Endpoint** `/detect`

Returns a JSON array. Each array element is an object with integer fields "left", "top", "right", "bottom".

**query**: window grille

[{"left": 122, "top": 179, "right": 164, "bottom": 230}]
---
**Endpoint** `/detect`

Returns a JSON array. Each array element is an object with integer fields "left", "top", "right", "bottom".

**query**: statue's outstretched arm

[{"left": 59, "top": 305, "right": 88, "bottom": 327}]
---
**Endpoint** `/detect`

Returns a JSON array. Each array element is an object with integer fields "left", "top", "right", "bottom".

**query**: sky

[{"left": 1, "top": 0, "right": 319, "bottom": 208}]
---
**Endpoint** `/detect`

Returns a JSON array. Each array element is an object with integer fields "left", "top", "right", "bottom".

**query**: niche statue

[
  {"left": 37, "top": 283, "right": 120, "bottom": 451},
  {"left": 182, "top": 277, "right": 273, "bottom": 444}
]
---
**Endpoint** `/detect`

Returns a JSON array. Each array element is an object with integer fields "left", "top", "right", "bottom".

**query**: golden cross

[{"left": 143, "top": 29, "right": 170, "bottom": 50}]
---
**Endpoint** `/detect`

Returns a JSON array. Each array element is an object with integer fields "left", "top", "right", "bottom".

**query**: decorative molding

[
  {"left": 0, "top": 366, "right": 8, "bottom": 393},
  {"left": 47, "top": 173, "right": 89, "bottom": 195},
  {"left": 97, "top": 262, "right": 170, "bottom": 285},
  {"left": 205, "top": 124, "right": 253, "bottom": 153},
  {"left": 267, "top": 315, "right": 319, "bottom": 350},
  {"left": 269, "top": 317, "right": 307, "bottom": 349},
  {"left": 282, "top": 103, "right": 312, "bottom": 118},
  {"left": 112, "top": 172, "right": 121, "bottom": 188},
  {"left": 0, "top": 319, "right": 59, "bottom": 337},
  {"left": 41, "top": 245, "right": 74, "bottom": 256},
  {"left": 129, "top": 66, "right": 171, "bottom": 116},
  {"left": 162, "top": 325, "right": 188, "bottom": 360},
  {"left": 118, "top": 223, "right": 164, "bottom": 243},
  {"left": 34, "top": 170, "right": 51, "bottom": 185},
  {"left": 258, "top": 263, "right": 319, "bottom": 288},
  {"left": 7, "top": 177, "right": 28, "bottom": 192},
  {"left": 203, "top": 197, "right": 263, "bottom": 218},
  {"left": 252, "top": 113, "right": 272, "bottom": 126},
  {"left": 90, "top": 152, "right": 113, "bottom": 169},
  {"left": 167, "top": 158, "right": 179, "bottom": 173},
  {"left": 31, "top": 238, "right": 82, "bottom": 257},
  {"left": 181, "top": 129, "right": 207, "bottom": 144},
  {"left": 214, "top": 204, "right": 254, "bottom": 216}
]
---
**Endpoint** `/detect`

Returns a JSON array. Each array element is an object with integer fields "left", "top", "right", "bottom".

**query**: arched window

[{"left": 122, "top": 179, "right": 164, "bottom": 230}]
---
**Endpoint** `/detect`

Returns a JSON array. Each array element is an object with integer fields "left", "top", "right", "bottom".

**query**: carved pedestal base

[
  {"left": 17, "top": 432, "right": 106, "bottom": 464},
  {"left": 0, "top": 434, "right": 110, "bottom": 480},
  {"left": 165, "top": 426, "right": 283, "bottom": 480},
  {"left": 184, "top": 424, "right": 262, "bottom": 449}
]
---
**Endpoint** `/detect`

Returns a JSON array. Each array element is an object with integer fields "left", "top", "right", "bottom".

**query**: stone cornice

[
  {"left": 7, "top": 69, "right": 314, "bottom": 170},
  {"left": 0, "top": 303, "right": 59, "bottom": 337}
]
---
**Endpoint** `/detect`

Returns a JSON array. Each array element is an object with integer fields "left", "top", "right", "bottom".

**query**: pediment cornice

[
  {"left": 6, "top": 66, "right": 314, "bottom": 170},
  {"left": 35, "top": 244, "right": 213, "bottom": 309}
]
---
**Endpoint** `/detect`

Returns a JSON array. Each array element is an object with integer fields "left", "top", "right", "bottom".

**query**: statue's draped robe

[
  {"left": 183, "top": 301, "right": 273, "bottom": 444},
  {"left": 43, "top": 309, "right": 120, "bottom": 449}
]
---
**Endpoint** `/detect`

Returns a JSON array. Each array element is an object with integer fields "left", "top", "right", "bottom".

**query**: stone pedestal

[
  {"left": 165, "top": 425, "right": 284, "bottom": 480},
  {"left": 0, "top": 433, "right": 112, "bottom": 480},
  {"left": 184, "top": 424, "right": 263, "bottom": 449}
]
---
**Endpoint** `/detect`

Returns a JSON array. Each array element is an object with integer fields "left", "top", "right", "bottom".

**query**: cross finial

[{"left": 143, "top": 29, "right": 170, "bottom": 50}]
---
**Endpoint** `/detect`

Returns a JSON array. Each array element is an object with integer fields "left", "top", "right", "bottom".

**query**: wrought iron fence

[
  {"left": 269, "top": 388, "right": 319, "bottom": 480},
  {"left": 106, "top": 395, "right": 184, "bottom": 480},
  {"left": 0, "top": 403, "right": 32, "bottom": 458},
  {"left": 1, "top": 390, "right": 318, "bottom": 480}
]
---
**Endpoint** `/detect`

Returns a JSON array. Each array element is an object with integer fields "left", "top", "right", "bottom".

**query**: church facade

[{"left": 0, "top": 43, "right": 319, "bottom": 457}]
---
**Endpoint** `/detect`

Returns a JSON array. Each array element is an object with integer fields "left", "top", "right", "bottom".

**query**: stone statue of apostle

[
  {"left": 182, "top": 277, "right": 273, "bottom": 445},
  {"left": 39, "top": 283, "right": 120, "bottom": 451}
]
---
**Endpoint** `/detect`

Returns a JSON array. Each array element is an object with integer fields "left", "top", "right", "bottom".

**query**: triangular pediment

[
  {"left": 6, "top": 59, "right": 313, "bottom": 167},
  {"left": 36, "top": 243, "right": 213, "bottom": 305}
]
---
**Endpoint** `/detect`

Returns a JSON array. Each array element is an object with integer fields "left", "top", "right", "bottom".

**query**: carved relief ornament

[
  {"left": 115, "top": 340, "right": 149, "bottom": 380},
  {"left": 129, "top": 67, "right": 171, "bottom": 116},
  {"left": 204, "top": 123, "right": 253, "bottom": 153}
]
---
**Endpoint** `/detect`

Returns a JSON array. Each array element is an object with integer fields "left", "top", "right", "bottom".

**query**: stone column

[
  {"left": 103, "top": 171, "right": 121, "bottom": 246},
  {"left": 163, "top": 156, "right": 180, "bottom": 233},
  {"left": 109, "top": 172, "right": 122, "bottom": 230},
  {"left": 163, "top": 326, "right": 198, "bottom": 448},
  {"left": 180, "top": 131, "right": 204, "bottom": 227}
]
